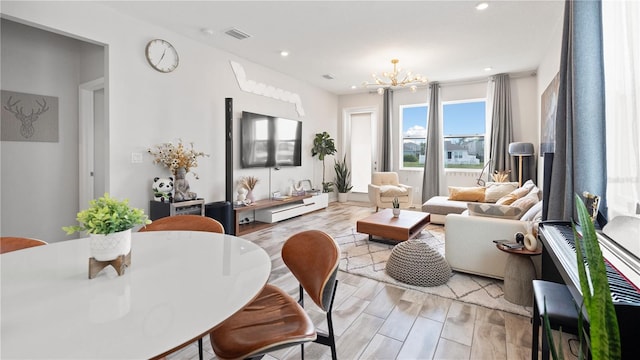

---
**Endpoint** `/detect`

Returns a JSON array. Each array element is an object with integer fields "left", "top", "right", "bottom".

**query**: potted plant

[
  {"left": 334, "top": 155, "right": 353, "bottom": 202},
  {"left": 311, "top": 131, "right": 337, "bottom": 193},
  {"left": 392, "top": 197, "right": 401, "bottom": 217},
  {"left": 63, "top": 193, "right": 151, "bottom": 261}
]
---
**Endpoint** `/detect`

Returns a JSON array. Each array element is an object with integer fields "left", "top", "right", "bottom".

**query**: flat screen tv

[{"left": 240, "top": 111, "right": 302, "bottom": 168}]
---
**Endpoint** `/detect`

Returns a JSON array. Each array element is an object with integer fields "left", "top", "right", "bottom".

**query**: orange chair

[
  {"left": 1, "top": 237, "right": 47, "bottom": 254},
  {"left": 139, "top": 214, "right": 224, "bottom": 360},
  {"left": 139, "top": 214, "right": 224, "bottom": 233},
  {"left": 210, "top": 230, "right": 340, "bottom": 360}
]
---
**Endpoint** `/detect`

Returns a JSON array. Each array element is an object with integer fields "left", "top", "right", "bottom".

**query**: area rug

[{"left": 335, "top": 226, "right": 532, "bottom": 316}]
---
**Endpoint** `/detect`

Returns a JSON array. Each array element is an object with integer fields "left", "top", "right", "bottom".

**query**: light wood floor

[{"left": 168, "top": 201, "right": 579, "bottom": 360}]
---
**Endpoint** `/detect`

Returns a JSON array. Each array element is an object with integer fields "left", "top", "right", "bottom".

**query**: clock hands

[{"left": 155, "top": 49, "right": 167, "bottom": 67}]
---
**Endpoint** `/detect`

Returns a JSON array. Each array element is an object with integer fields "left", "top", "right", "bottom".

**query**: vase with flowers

[
  {"left": 239, "top": 176, "right": 259, "bottom": 204},
  {"left": 148, "top": 139, "right": 209, "bottom": 201}
]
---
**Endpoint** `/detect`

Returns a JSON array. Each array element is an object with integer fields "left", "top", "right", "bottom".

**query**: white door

[
  {"left": 344, "top": 107, "right": 377, "bottom": 198},
  {"left": 79, "top": 78, "right": 106, "bottom": 209}
]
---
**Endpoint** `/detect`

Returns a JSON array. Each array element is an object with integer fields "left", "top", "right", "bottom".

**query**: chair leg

[
  {"left": 532, "top": 297, "right": 540, "bottom": 360},
  {"left": 198, "top": 338, "right": 203, "bottom": 360}
]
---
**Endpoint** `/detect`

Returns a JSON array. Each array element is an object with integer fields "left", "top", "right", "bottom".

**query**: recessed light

[
  {"left": 484, "top": 67, "right": 493, "bottom": 72},
  {"left": 280, "top": 50, "right": 289, "bottom": 57},
  {"left": 201, "top": 28, "right": 214, "bottom": 36},
  {"left": 476, "top": 2, "right": 489, "bottom": 11},
  {"left": 351, "top": 85, "right": 357, "bottom": 89}
]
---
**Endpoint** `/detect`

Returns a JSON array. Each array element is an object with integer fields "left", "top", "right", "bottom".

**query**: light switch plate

[{"left": 131, "top": 152, "right": 143, "bottom": 163}]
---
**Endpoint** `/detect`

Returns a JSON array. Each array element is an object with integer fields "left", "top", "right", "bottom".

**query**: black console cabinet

[{"left": 149, "top": 199, "right": 205, "bottom": 220}]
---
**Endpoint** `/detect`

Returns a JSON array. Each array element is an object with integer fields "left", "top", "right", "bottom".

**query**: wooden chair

[
  {"left": 209, "top": 230, "right": 340, "bottom": 360},
  {"left": 139, "top": 214, "right": 224, "bottom": 360},
  {"left": 0, "top": 236, "right": 47, "bottom": 254},
  {"left": 139, "top": 214, "right": 224, "bottom": 233}
]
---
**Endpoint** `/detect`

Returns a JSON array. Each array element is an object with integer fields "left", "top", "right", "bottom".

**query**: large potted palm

[
  {"left": 334, "top": 155, "right": 353, "bottom": 202},
  {"left": 311, "top": 131, "right": 337, "bottom": 193}
]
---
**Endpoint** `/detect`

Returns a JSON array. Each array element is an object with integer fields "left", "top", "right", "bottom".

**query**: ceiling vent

[
  {"left": 224, "top": 28, "right": 251, "bottom": 40},
  {"left": 322, "top": 74, "right": 335, "bottom": 80}
]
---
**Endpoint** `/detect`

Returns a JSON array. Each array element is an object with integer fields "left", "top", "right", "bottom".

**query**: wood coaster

[{"left": 88, "top": 251, "right": 131, "bottom": 279}]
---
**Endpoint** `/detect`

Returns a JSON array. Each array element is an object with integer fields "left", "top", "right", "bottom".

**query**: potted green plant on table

[
  {"left": 311, "top": 131, "right": 337, "bottom": 193},
  {"left": 334, "top": 155, "right": 353, "bottom": 203},
  {"left": 63, "top": 193, "right": 150, "bottom": 261},
  {"left": 392, "top": 197, "right": 401, "bottom": 217}
]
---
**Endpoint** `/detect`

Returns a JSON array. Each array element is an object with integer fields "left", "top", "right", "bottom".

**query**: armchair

[{"left": 368, "top": 172, "right": 414, "bottom": 211}]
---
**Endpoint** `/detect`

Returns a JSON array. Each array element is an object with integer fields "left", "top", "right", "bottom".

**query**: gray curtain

[
  {"left": 488, "top": 74, "right": 514, "bottom": 179},
  {"left": 422, "top": 82, "right": 443, "bottom": 202},
  {"left": 547, "top": 0, "right": 607, "bottom": 221},
  {"left": 381, "top": 88, "right": 393, "bottom": 171}
]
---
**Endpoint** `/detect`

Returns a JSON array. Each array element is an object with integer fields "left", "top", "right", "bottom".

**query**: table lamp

[{"left": 508, "top": 142, "right": 534, "bottom": 186}]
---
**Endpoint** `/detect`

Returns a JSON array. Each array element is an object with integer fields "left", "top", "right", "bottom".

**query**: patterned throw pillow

[
  {"left": 448, "top": 186, "right": 486, "bottom": 202},
  {"left": 467, "top": 203, "right": 523, "bottom": 220},
  {"left": 484, "top": 182, "right": 519, "bottom": 203},
  {"left": 495, "top": 180, "right": 537, "bottom": 205},
  {"left": 511, "top": 189, "right": 541, "bottom": 215}
]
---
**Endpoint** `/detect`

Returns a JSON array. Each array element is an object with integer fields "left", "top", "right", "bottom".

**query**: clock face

[{"left": 145, "top": 39, "right": 179, "bottom": 73}]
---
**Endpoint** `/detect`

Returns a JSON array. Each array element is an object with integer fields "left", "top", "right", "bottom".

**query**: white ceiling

[{"left": 102, "top": 0, "right": 564, "bottom": 95}]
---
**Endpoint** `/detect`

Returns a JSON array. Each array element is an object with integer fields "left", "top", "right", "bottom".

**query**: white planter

[
  {"left": 89, "top": 228, "right": 132, "bottom": 261},
  {"left": 338, "top": 192, "right": 349, "bottom": 203},
  {"left": 392, "top": 208, "right": 401, "bottom": 217}
]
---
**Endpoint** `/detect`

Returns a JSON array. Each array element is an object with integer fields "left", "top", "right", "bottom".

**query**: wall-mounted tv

[{"left": 240, "top": 111, "right": 302, "bottom": 168}]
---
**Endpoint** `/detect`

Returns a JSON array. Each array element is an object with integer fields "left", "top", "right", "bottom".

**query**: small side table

[{"left": 496, "top": 243, "right": 542, "bottom": 306}]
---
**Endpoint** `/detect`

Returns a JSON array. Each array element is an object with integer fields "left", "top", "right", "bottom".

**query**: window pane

[
  {"left": 443, "top": 100, "right": 486, "bottom": 169},
  {"left": 401, "top": 104, "right": 428, "bottom": 169}
]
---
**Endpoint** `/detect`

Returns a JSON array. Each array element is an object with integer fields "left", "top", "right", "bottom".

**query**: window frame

[
  {"left": 441, "top": 98, "right": 488, "bottom": 172},
  {"left": 399, "top": 103, "right": 429, "bottom": 171}
]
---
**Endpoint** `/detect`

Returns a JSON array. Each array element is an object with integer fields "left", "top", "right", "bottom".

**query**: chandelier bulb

[
  {"left": 377, "top": 88, "right": 385, "bottom": 95},
  {"left": 410, "top": 85, "right": 417, "bottom": 92}
]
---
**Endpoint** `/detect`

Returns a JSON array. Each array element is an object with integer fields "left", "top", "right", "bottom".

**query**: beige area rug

[{"left": 336, "top": 226, "right": 532, "bottom": 316}]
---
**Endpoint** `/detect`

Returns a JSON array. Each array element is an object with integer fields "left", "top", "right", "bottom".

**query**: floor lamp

[{"left": 508, "top": 142, "right": 534, "bottom": 187}]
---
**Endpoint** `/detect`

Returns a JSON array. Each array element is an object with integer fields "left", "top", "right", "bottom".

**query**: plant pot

[
  {"left": 338, "top": 192, "right": 348, "bottom": 203},
  {"left": 392, "top": 208, "right": 401, "bottom": 217},
  {"left": 89, "top": 228, "right": 132, "bottom": 261}
]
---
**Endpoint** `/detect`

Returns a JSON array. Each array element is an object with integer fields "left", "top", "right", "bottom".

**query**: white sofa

[{"left": 445, "top": 214, "right": 540, "bottom": 279}]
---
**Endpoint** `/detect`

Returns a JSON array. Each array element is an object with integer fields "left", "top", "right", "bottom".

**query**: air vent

[
  {"left": 224, "top": 28, "right": 251, "bottom": 40},
  {"left": 322, "top": 74, "right": 335, "bottom": 80}
]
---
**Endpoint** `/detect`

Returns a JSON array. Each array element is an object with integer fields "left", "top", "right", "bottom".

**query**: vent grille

[
  {"left": 224, "top": 28, "right": 251, "bottom": 40},
  {"left": 322, "top": 74, "right": 335, "bottom": 80}
]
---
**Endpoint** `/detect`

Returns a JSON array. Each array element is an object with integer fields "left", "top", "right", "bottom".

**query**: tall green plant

[
  {"left": 543, "top": 194, "right": 621, "bottom": 360},
  {"left": 334, "top": 155, "right": 353, "bottom": 193},
  {"left": 311, "top": 131, "right": 337, "bottom": 193}
]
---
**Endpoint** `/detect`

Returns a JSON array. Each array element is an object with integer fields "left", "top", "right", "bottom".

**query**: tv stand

[{"left": 233, "top": 193, "right": 328, "bottom": 236}]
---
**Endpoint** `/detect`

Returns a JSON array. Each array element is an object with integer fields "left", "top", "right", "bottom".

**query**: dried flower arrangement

[
  {"left": 239, "top": 176, "right": 259, "bottom": 190},
  {"left": 491, "top": 170, "right": 511, "bottom": 182},
  {"left": 148, "top": 139, "right": 209, "bottom": 179}
]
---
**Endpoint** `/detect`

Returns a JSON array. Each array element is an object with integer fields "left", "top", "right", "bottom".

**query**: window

[
  {"left": 443, "top": 99, "right": 486, "bottom": 169},
  {"left": 400, "top": 104, "right": 428, "bottom": 169}
]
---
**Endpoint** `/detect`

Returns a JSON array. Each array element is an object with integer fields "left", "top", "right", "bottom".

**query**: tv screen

[{"left": 240, "top": 111, "right": 302, "bottom": 168}]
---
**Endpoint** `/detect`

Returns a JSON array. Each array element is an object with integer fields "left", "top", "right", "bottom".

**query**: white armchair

[{"left": 368, "top": 172, "right": 414, "bottom": 211}]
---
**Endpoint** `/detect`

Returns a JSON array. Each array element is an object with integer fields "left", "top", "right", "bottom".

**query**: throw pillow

[
  {"left": 511, "top": 189, "right": 541, "bottom": 216},
  {"left": 379, "top": 185, "right": 407, "bottom": 197},
  {"left": 448, "top": 186, "right": 486, "bottom": 202},
  {"left": 520, "top": 200, "right": 543, "bottom": 222},
  {"left": 484, "top": 182, "right": 519, "bottom": 203},
  {"left": 467, "top": 203, "right": 523, "bottom": 220},
  {"left": 495, "top": 181, "right": 537, "bottom": 205}
]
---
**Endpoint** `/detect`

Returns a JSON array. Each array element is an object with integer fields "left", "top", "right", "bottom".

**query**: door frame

[
  {"left": 78, "top": 77, "right": 105, "bottom": 210},
  {"left": 342, "top": 106, "right": 377, "bottom": 200}
]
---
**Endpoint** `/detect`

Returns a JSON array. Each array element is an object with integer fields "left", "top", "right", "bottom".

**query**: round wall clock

[{"left": 145, "top": 39, "right": 179, "bottom": 73}]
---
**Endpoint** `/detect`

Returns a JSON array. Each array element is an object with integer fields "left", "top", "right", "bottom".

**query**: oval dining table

[{"left": 1, "top": 231, "right": 271, "bottom": 359}]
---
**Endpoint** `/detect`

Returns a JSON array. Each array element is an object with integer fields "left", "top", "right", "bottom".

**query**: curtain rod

[{"left": 437, "top": 69, "right": 537, "bottom": 87}]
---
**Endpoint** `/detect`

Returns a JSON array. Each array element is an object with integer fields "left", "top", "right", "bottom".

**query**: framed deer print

[{"left": 1, "top": 90, "right": 58, "bottom": 142}]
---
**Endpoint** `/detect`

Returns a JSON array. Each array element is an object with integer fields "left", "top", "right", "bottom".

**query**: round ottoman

[{"left": 385, "top": 239, "right": 452, "bottom": 287}]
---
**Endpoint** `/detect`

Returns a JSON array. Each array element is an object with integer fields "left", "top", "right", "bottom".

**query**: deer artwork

[{"left": 3, "top": 96, "right": 49, "bottom": 139}]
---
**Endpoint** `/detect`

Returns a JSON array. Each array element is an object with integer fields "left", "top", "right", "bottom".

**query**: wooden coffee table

[{"left": 356, "top": 209, "right": 431, "bottom": 243}]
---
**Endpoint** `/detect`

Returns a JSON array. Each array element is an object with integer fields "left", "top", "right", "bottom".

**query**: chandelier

[{"left": 363, "top": 59, "right": 428, "bottom": 94}]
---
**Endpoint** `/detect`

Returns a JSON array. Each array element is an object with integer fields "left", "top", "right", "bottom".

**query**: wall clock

[{"left": 145, "top": 39, "right": 179, "bottom": 73}]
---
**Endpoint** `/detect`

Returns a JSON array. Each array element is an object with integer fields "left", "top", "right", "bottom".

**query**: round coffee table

[{"left": 496, "top": 243, "right": 542, "bottom": 306}]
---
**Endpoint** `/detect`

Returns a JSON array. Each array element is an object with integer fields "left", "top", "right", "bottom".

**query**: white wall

[{"left": 1, "top": 1, "right": 337, "bottom": 241}]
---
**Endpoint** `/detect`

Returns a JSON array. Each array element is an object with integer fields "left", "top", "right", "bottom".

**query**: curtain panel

[
  {"left": 422, "top": 82, "right": 444, "bottom": 202},
  {"left": 381, "top": 88, "right": 393, "bottom": 172},
  {"left": 488, "top": 74, "right": 514, "bottom": 179}
]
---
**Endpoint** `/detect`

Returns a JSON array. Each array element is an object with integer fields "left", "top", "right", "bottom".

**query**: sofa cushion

[
  {"left": 448, "top": 186, "right": 485, "bottom": 202},
  {"left": 422, "top": 196, "right": 468, "bottom": 215},
  {"left": 484, "top": 182, "right": 519, "bottom": 203},
  {"left": 511, "top": 188, "right": 541, "bottom": 215},
  {"left": 467, "top": 203, "right": 523, "bottom": 220},
  {"left": 520, "top": 200, "right": 543, "bottom": 222},
  {"left": 379, "top": 185, "right": 408, "bottom": 197},
  {"left": 495, "top": 180, "right": 536, "bottom": 205}
]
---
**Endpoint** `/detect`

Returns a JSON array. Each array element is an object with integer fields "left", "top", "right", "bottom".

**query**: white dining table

[{"left": 1, "top": 231, "right": 271, "bottom": 359}]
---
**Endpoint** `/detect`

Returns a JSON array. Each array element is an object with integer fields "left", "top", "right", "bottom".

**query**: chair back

[
  {"left": 139, "top": 215, "right": 224, "bottom": 233},
  {"left": 282, "top": 230, "right": 339, "bottom": 312},
  {"left": 1, "top": 237, "right": 47, "bottom": 254},
  {"left": 372, "top": 171, "right": 400, "bottom": 186}
]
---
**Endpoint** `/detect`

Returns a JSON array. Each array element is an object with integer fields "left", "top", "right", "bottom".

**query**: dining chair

[
  {"left": 0, "top": 236, "right": 48, "bottom": 254},
  {"left": 139, "top": 214, "right": 224, "bottom": 360},
  {"left": 209, "top": 229, "right": 340, "bottom": 360}
]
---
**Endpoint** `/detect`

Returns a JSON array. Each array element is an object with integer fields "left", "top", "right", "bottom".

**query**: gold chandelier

[{"left": 363, "top": 59, "right": 428, "bottom": 94}]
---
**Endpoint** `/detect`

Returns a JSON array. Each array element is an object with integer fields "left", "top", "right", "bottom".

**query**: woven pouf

[{"left": 385, "top": 239, "right": 452, "bottom": 287}]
